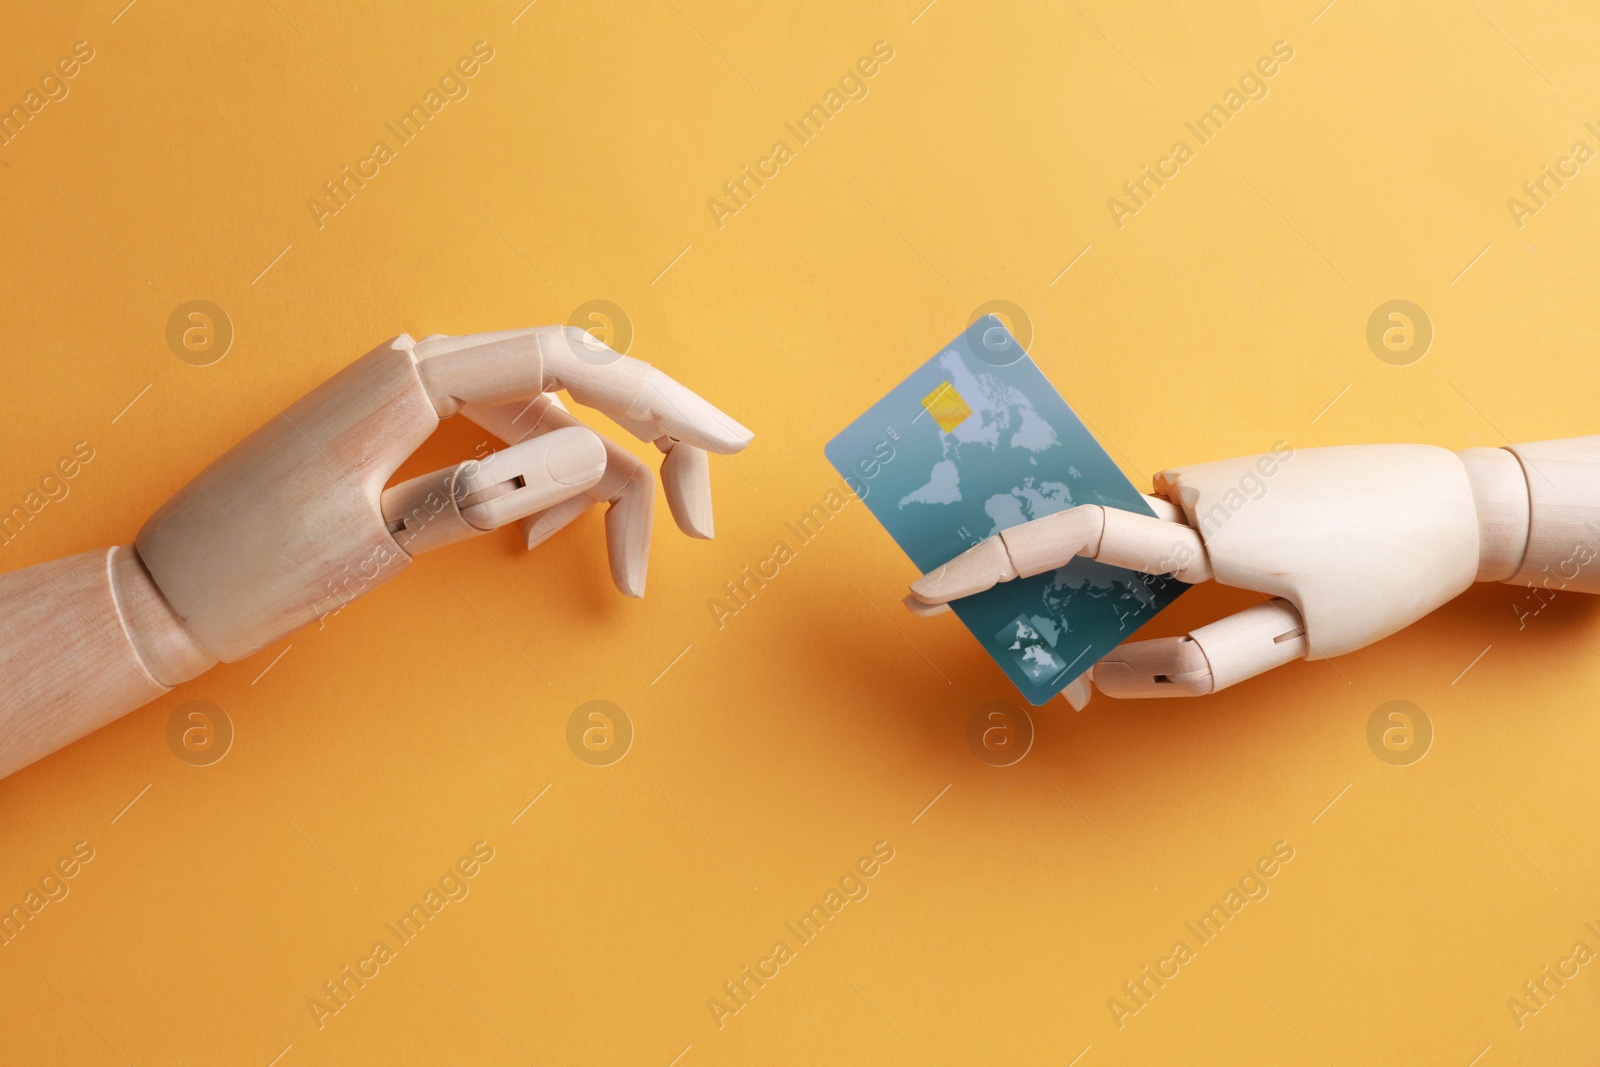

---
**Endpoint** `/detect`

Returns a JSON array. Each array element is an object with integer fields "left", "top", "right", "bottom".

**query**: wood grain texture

[
  {"left": 0, "top": 547, "right": 168, "bottom": 779},
  {"left": 1157, "top": 445, "right": 1482, "bottom": 659},
  {"left": 135, "top": 338, "right": 440, "bottom": 662},
  {"left": 1509, "top": 435, "right": 1600, "bottom": 594}
]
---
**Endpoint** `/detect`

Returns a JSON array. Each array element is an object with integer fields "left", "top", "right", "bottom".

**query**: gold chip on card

[{"left": 920, "top": 381, "right": 972, "bottom": 432}]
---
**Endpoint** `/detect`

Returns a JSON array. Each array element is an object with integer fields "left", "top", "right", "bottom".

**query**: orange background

[{"left": 2, "top": 1, "right": 1599, "bottom": 1063}]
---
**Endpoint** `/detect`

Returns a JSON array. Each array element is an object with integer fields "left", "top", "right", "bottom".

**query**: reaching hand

[{"left": 136, "top": 326, "right": 753, "bottom": 664}]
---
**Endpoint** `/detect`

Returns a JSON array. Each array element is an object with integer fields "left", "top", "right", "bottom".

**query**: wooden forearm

[
  {"left": 0, "top": 545, "right": 215, "bottom": 779},
  {"left": 1502, "top": 436, "right": 1600, "bottom": 593},
  {"left": 1459, "top": 437, "right": 1600, "bottom": 592}
]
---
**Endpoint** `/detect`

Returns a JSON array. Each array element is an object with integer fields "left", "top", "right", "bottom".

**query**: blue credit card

[{"left": 825, "top": 317, "right": 1189, "bottom": 705}]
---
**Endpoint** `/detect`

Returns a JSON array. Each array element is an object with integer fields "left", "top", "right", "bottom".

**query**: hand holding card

[{"left": 825, "top": 317, "right": 1188, "bottom": 705}]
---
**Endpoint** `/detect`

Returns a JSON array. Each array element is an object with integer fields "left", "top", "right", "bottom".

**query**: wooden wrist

[{"left": 109, "top": 545, "right": 216, "bottom": 687}]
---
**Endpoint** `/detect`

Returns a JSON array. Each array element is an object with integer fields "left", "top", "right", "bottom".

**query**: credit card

[{"left": 825, "top": 316, "right": 1188, "bottom": 705}]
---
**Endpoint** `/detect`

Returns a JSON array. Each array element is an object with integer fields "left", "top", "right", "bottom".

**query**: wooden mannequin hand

[
  {"left": 0, "top": 326, "right": 750, "bottom": 780},
  {"left": 903, "top": 438, "right": 1600, "bottom": 707},
  {"left": 137, "top": 326, "right": 753, "bottom": 665}
]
